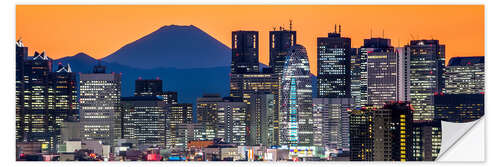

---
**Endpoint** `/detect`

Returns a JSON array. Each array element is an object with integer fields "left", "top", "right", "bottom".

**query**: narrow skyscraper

[
  {"left": 407, "top": 40, "right": 445, "bottom": 121},
  {"left": 317, "top": 25, "right": 352, "bottom": 98},
  {"left": 231, "top": 31, "right": 259, "bottom": 74},
  {"left": 269, "top": 25, "right": 297, "bottom": 75}
]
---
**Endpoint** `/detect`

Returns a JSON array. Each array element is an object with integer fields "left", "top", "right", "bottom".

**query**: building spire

[
  {"left": 339, "top": 25, "right": 342, "bottom": 34},
  {"left": 334, "top": 24, "right": 337, "bottom": 33},
  {"left": 289, "top": 19, "right": 293, "bottom": 31}
]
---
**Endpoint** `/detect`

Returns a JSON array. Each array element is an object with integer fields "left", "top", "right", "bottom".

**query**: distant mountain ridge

[{"left": 102, "top": 25, "right": 231, "bottom": 69}]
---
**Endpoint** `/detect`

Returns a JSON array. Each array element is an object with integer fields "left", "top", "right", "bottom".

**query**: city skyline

[{"left": 16, "top": 5, "right": 484, "bottom": 75}]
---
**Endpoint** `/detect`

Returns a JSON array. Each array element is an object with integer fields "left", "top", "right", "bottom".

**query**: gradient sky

[{"left": 16, "top": 5, "right": 484, "bottom": 75}]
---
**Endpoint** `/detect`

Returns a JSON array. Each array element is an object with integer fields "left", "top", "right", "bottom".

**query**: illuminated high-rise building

[
  {"left": 365, "top": 40, "right": 397, "bottom": 107},
  {"left": 312, "top": 98, "right": 352, "bottom": 151},
  {"left": 407, "top": 40, "right": 445, "bottom": 121},
  {"left": 280, "top": 44, "right": 313, "bottom": 146},
  {"left": 269, "top": 25, "right": 296, "bottom": 75},
  {"left": 80, "top": 63, "right": 121, "bottom": 145},
  {"left": 248, "top": 93, "right": 276, "bottom": 146},
  {"left": 412, "top": 120, "right": 442, "bottom": 161},
  {"left": 229, "top": 72, "right": 279, "bottom": 103},
  {"left": 317, "top": 25, "right": 352, "bottom": 98},
  {"left": 16, "top": 44, "right": 78, "bottom": 153},
  {"left": 350, "top": 102, "right": 414, "bottom": 161},
  {"left": 359, "top": 38, "right": 394, "bottom": 107},
  {"left": 16, "top": 39, "right": 28, "bottom": 142},
  {"left": 350, "top": 48, "right": 362, "bottom": 108},
  {"left": 231, "top": 31, "right": 259, "bottom": 74},
  {"left": 372, "top": 102, "right": 413, "bottom": 161},
  {"left": 196, "top": 94, "right": 248, "bottom": 145},
  {"left": 121, "top": 96, "right": 167, "bottom": 147},
  {"left": 349, "top": 106, "right": 376, "bottom": 161},
  {"left": 444, "top": 56, "right": 484, "bottom": 94},
  {"left": 159, "top": 91, "right": 178, "bottom": 105},
  {"left": 166, "top": 103, "right": 194, "bottom": 148}
]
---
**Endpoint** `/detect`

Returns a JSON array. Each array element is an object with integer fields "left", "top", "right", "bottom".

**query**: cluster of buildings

[{"left": 15, "top": 23, "right": 484, "bottom": 161}]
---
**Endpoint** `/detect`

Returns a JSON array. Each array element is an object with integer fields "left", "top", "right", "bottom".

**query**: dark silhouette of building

[
  {"left": 434, "top": 93, "right": 484, "bottom": 123},
  {"left": 134, "top": 78, "right": 163, "bottom": 96},
  {"left": 349, "top": 106, "right": 376, "bottom": 161},
  {"left": 231, "top": 31, "right": 259, "bottom": 74},
  {"left": 317, "top": 25, "right": 351, "bottom": 98},
  {"left": 269, "top": 24, "right": 296, "bottom": 75}
]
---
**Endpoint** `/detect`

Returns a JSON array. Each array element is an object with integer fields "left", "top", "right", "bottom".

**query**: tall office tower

[
  {"left": 312, "top": 98, "right": 352, "bottom": 151},
  {"left": 407, "top": 40, "right": 445, "bottom": 121},
  {"left": 80, "top": 63, "right": 121, "bottom": 145},
  {"left": 366, "top": 46, "right": 398, "bottom": 107},
  {"left": 166, "top": 103, "right": 194, "bottom": 148},
  {"left": 372, "top": 102, "right": 414, "bottom": 161},
  {"left": 351, "top": 48, "right": 362, "bottom": 108},
  {"left": 270, "top": 25, "right": 297, "bottom": 75},
  {"left": 160, "top": 91, "right": 178, "bottom": 105},
  {"left": 120, "top": 96, "right": 167, "bottom": 147},
  {"left": 444, "top": 56, "right": 484, "bottom": 94},
  {"left": 18, "top": 48, "right": 78, "bottom": 153},
  {"left": 317, "top": 25, "right": 352, "bottom": 98},
  {"left": 51, "top": 63, "right": 79, "bottom": 145},
  {"left": 280, "top": 44, "right": 313, "bottom": 146},
  {"left": 231, "top": 31, "right": 259, "bottom": 74},
  {"left": 359, "top": 38, "right": 395, "bottom": 106},
  {"left": 248, "top": 93, "right": 276, "bottom": 146},
  {"left": 16, "top": 39, "right": 28, "bottom": 141},
  {"left": 412, "top": 120, "right": 442, "bottom": 161},
  {"left": 229, "top": 72, "right": 279, "bottom": 102},
  {"left": 434, "top": 93, "right": 484, "bottom": 123},
  {"left": 396, "top": 47, "right": 411, "bottom": 102},
  {"left": 229, "top": 69, "right": 280, "bottom": 144},
  {"left": 349, "top": 102, "right": 413, "bottom": 161},
  {"left": 215, "top": 98, "right": 248, "bottom": 146},
  {"left": 134, "top": 78, "right": 163, "bottom": 96},
  {"left": 196, "top": 94, "right": 223, "bottom": 141},
  {"left": 18, "top": 51, "right": 53, "bottom": 152},
  {"left": 349, "top": 106, "right": 376, "bottom": 161}
]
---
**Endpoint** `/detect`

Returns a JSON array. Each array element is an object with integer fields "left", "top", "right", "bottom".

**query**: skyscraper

[
  {"left": 80, "top": 63, "right": 121, "bottom": 145},
  {"left": 312, "top": 98, "right": 352, "bottom": 151},
  {"left": 350, "top": 102, "right": 414, "bottom": 161},
  {"left": 134, "top": 78, "right": 163, "bottom": 96},
  {"left": 349, "top": 106, "right": 376, "bottom": 161},
  {"left": 229, "top": 72, "right": 279, "bottom": 103},
  {"left": 231, "top": 31, "right": 259, "bottom": 74},
  {"left": 166, "top": 103, "right": 194, "bottom": 148},
  {"left": 121, "top": 96, "right": 167, "bottom": 147},
  {"left": 317, "top": 25, "right": 352, "bottom": 98},
  {"left": 359, "top": 38, "right": 395, "bottom": 106},
  {"left": 248, "top": 93, "right": 276, "bottom": 146},
  {"left": 444, "top": 56, "right": 484, "bottom": 94},
  {"left": 280, "top": 44, "right": 313, "bottom": 146},
  {"left": 17, "top": 46, "right": 78, "bottom": 153},
  {"left": 269, "top": 26, "right": 297, "bottom": 75},
  {"left": 412, "top": 120, "right": 442, "bottom": 161},
  {"left": 16, "top": 39, "right": 28, "bottom": 142},
  {"left": 365, "top": 40, "right": 398, "bottom": 107},
  {"left": 407, "top": 40, "right": 445, "bottom": 121}
]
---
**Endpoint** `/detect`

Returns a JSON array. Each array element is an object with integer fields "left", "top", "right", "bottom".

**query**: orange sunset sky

[{"left": 16, "top": 5, "right": 484, "bottom": 75}]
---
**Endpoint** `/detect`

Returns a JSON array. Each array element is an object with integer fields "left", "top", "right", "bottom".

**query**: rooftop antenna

[
  {"left": 334, "top": 24, "right": 337, "bottom": 33},
  {"left": 339, "top": 25, "right": 342, "bottom": 34},
  {"left": 289, "top": 19, "right": 293, "bottom": 31},
  {"left": 382, "top": 29, "right": 385, "bottom": 38}
]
